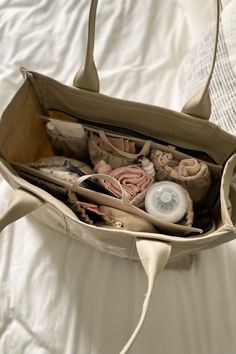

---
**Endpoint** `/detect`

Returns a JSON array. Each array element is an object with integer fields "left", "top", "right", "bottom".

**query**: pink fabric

[
  {"left": 77, "top": 202, "right": 107, "bottom": 216},
  {"left": 97, "top": 162, "right": 153, "bottom": 202}
]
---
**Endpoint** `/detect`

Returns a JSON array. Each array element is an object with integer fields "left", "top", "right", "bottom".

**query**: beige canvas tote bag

[{"left": 1, "top": 0, "right": 236, "bottom": 353}]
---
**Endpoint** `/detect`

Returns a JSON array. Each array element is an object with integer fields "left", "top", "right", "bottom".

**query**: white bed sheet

[{"left": 1, "top": 1, "right": 236, "bottom": 353}]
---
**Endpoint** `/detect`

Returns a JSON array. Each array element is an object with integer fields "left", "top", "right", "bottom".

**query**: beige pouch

[
  {"left": 97, "top": 205, "right": 158, "bottom": 233},
  {"left": 26, "top": 156, "right": 93, "bottom": 182},
  {"left": 47, "top": 123, "right": 88, "bottom": 160}
]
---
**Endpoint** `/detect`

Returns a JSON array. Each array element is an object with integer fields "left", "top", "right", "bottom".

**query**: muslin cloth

[
  {"left": 95, "top": 160, "right": 153, "bottom": 206},
  {"left": 88, "top": 133, "right": 137, "bottom": 169},
  {"left": 151, "top": 150, "right": 211, "bottom": 205},
  {"left": 94, "top": 134, "right": 136, "bottom": 156}
]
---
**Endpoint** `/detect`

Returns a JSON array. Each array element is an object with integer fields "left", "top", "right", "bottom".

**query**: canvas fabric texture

[{"left": 1, "top": 1, "right": 236, "bottom": 353}]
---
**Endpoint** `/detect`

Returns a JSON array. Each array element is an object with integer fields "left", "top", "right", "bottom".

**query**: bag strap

[
  {"left": 120, "top": 239, "right": 171, "bottom": 354},
  {"left": 181, "top": 0, "right": 221, "bottom": 120},
  {"left": 73, "top": 0, "right": 99, "bottom": 92},
  {"left": 74, "top": 173, "right": 172, "bottom": 352},
  {"left": 0, "top": 176, "right": 171, "bottom": 354},
  {"left": 98, "top": 130, "right": 152, "bottom": 159},
  {"left": 0, "top": 188, "right": 44, "bottom": 232},
  {"left": 73, "top": 0, "right": 221, "bottom": 121}
]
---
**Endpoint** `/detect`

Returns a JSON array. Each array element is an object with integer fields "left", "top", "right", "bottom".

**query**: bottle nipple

[{"left": 145, "top": 181, "right": 188, "bottom": 223}]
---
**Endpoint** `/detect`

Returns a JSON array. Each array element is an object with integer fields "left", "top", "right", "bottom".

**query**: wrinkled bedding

[{"left": 1, "top": 1, "right": 236, "bottom": 353}]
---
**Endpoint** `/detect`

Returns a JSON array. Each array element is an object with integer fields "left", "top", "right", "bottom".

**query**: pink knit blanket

[{"left": 96, "top": 161, "right": 153, "bottom": 202}]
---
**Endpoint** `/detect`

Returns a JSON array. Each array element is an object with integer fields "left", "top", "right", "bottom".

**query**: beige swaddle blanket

[{"left": 151, "top": 150, "right": 211, "bottom": 205}]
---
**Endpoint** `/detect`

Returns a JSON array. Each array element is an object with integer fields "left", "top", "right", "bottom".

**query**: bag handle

[
  {"left": 98, "top": 130, "right": 152, "bottom": 159},
  {"left": 73, "top": 0, "right": 99, "bottom": 92},
  {"left": 120, "top": 239, "right": 171, "bottom": 353},
  {"left": 73, "top": 173, "right": 130, "bottom": 205},
  {"left": 73, "top": 172, "right": 172, "bottom": 354},
  {"left": 181, "top": 0, "right": 221, "bottom": 119},
  {"left": 73, "top": 0, "right": 221, "bottom": 121},
  {"left": 0, "top": 188, "right": 44, "bottom": 233}
]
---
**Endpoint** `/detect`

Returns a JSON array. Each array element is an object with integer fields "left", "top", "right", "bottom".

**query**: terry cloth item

[{"left": 151, "top": 149, "right": 211, "bottom": 205}]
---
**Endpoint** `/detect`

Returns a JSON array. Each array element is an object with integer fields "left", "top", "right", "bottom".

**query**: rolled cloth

[
  {"left": 95, "top": 161, "right": 153, "bottom": 206},
  {"left": 151, "top": 150, "right": 211, "bottom": 205}
]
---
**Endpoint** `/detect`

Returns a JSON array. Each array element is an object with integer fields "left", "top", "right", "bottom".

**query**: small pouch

[
  {"left": 27, "top": 156, "right": 94, "bottom": 184},
  {"left": 97, "top": 205, "right": 158, "bottom": 233},
  {"left": 88, "top": 130, "right": 151, "bottom": 169},
  {"left": 151, "top": 149, "right": 211, "bottom": 205},
  {"left": 46, "top": 121, "right": 88, "bottom": 160}
]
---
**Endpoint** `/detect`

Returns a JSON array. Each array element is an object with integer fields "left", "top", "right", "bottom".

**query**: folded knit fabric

[
  {"left": 151, "top": 149, "right": 211, "bottom": 205},
  {"left": 96, "top": 161, "right": 153, "bottom": 206}
]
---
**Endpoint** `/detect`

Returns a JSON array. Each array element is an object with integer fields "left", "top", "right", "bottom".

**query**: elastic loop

[{"left": 98, "top": 130, "right": 151, "bottom": 159}]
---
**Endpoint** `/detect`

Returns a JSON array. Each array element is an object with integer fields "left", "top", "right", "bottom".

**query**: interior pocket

[
  {"left": 220, "top": 154, "right": 236, "bottom": 227},
  {"left": 11, "top": 163, "right": 202, "bottom": 236},
  {"left": 47, "top": 131, "right": 88, "bottom": 159}
]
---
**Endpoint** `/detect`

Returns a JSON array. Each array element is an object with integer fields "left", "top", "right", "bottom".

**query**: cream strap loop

[
  {"left": 73, "top": 0, "right": 221, "bottom": 121},
  {"left": 73, "top": 0, "right": 99, "bottom": 92},
  {"left": 73, "top": 173, "right": 130, "bottom": 205},
  {"left": 120, "top": 239, "right": 171, "bottom": 354},
  {"left": 98, "top": 130, "right": 151, "bottom": 159},
  {"left": 181, "top": 0, "right": 221, "bottom": 120},
  {"left": 0, "top": 188, "right": 44, "bottom": 233}
]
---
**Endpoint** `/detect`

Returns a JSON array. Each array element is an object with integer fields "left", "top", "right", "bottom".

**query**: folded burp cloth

[{"left": 95, "top": 161, "right": 153, "bottom": 206}]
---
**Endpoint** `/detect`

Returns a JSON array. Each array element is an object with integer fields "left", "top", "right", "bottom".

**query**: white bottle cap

[{"left": 145, "top": 181, "right": 188, "bottom": 223}]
